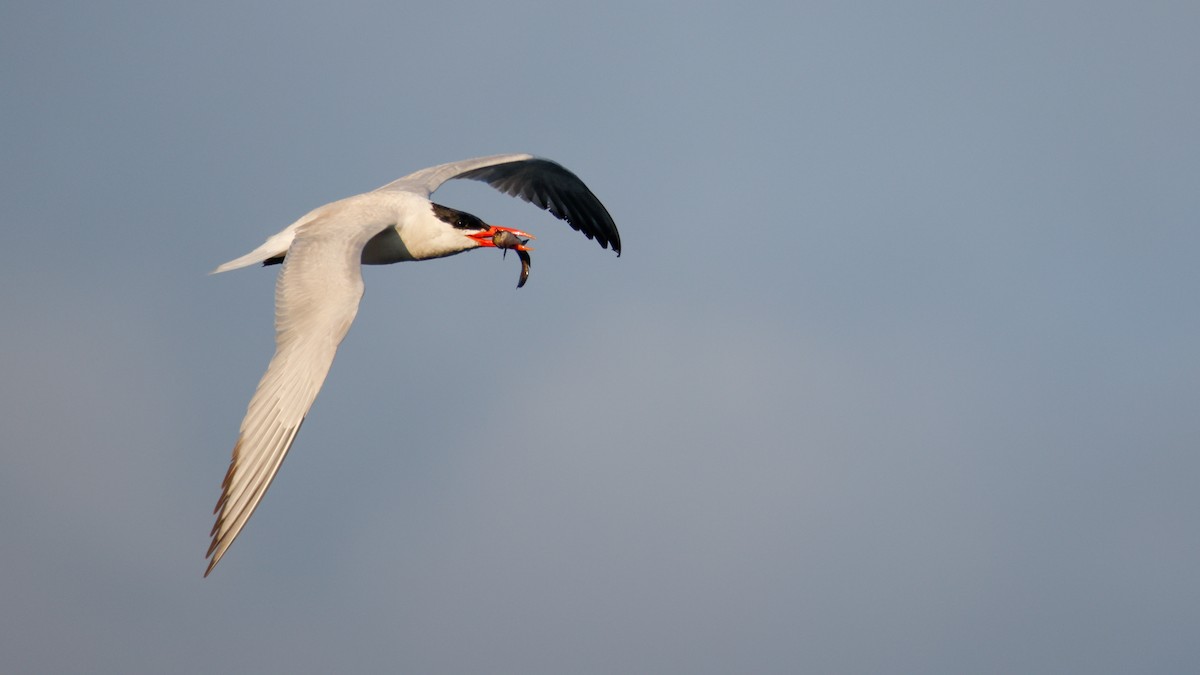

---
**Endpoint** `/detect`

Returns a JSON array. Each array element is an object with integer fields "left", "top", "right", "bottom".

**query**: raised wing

[
  {"left": 206, "top": 217, "right": 367, "bottom": 576},
  {"left": 376, "top": 154, "right": 621, "bottom": 255},
  {"left": 374, "top": 153, "right": 535, "bottom": 196}
]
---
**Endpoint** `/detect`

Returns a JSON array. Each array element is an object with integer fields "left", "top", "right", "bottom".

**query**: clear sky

[{"left": 2, "top": 1, "right": 1197, "bottom": 673}]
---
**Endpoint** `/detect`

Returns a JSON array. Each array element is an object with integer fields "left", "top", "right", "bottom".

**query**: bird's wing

[
  {"left": 373, "top": 153, "right": 535, "bottom": 196},
  {"left": 206, "top": 215, "right": 368, "bottom": 576},
  {"left": 376, "top": 154, "right": 621, "bottom": 255}
]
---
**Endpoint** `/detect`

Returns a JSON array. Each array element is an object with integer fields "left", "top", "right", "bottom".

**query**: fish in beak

[{"left": 468, "top": 226, "right": 535, "bottom": 288}]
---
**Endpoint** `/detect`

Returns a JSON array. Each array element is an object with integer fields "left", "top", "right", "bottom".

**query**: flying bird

[{"left": 205, "top": 154, "right": 619, "bottom": 576}]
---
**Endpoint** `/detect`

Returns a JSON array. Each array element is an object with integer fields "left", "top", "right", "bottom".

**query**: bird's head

[
  {"left": 428, "top": 203, "right": 535, "bottom": 287},
  {"left": 429, "top": 203, "right": 535, "bottom": 252}
]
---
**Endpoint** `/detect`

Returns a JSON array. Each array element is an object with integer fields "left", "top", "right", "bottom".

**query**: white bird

[{"left": 205, "top": 154, "right": 619, "bottom": 576}]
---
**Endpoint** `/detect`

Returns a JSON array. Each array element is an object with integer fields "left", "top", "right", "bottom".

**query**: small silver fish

[{"left": 492, "top": 230, "right": 533, "bottom": 288}]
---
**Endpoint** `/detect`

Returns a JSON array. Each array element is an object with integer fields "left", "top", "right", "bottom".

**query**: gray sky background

[{"left": 2, "top": 1, "right": 1197, "bottom": 673}]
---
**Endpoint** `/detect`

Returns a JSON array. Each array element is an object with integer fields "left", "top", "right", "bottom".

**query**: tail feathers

[
  {"left": 212, "top": 251, "right": 273, "bottom": 274},
  {"left": 211, "top": 227, "right": 299, "bottom": 274}
]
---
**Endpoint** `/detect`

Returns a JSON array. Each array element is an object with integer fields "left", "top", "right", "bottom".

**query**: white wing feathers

[
  {"left": 373, "top": 153, "right": 535, "bottom": 196},
  {"left": 206, "top": 214, "right": 370, "bottom": 575}
]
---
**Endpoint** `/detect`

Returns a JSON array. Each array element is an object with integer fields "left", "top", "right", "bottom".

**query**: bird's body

[{"left": 205, "top": 154, "right": 619, "bottom": 576}]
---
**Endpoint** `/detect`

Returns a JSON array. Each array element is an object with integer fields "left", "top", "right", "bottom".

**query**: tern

[{"left": 205, "top": 154, "right": 619, "bottom": 576}]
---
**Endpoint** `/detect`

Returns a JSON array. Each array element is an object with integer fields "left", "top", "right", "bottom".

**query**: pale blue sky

[{"left": 2, "top": 1, "right": 1198, "bottom": 673}]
